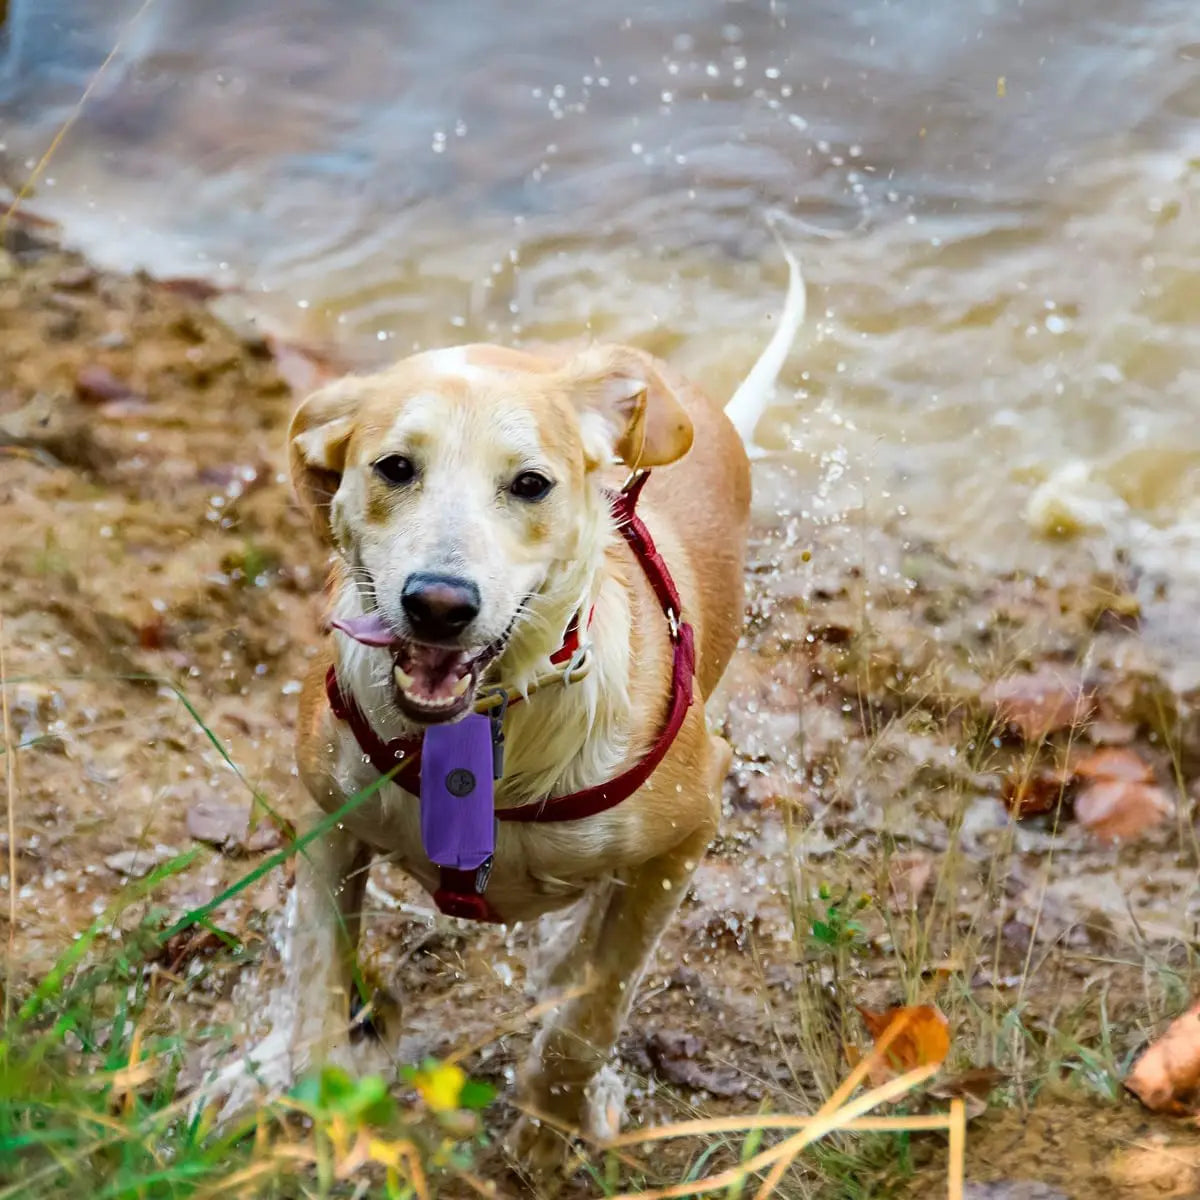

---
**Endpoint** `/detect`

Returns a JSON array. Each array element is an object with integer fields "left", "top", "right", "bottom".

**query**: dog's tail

[{"left": 723, "top": 225, "right": 806, "bottom": 449}]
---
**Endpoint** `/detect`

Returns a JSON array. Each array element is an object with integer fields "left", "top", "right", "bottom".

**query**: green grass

[
  {"left": 0, "top": 689, "right": 497, "bottom": 1200},
  {"left": 3, "top": 568, "right": 1195, "bottom": 1200}
]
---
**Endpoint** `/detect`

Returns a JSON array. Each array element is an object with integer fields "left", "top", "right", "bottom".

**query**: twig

[
  {"left": 1, "top": 610, "right": 15, "bottom": 1026},
  {"left": 612, "top": 1062, "right": 940, "bottom": 1200},
  {"left": 948, "top": 1097, "right": 966, "bottom": 1200}
]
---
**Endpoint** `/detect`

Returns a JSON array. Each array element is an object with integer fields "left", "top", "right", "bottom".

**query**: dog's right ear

[{"left": 288, "top": 378, "right": 363, "bottom": 543}]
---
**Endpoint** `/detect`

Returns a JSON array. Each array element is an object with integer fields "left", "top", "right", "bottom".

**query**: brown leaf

[
  {"left": 158, "top": 276, "right": 224, "bottom": 301},
  {"left": 104, "top": 846, "right": 180, "bottom": 878},
  {"left": 75, "top": 364, "right": 137, "bottom": 405},
  {"left": 645, "top": 1031, "right": 751, "bottom": 1099},
  {"left": 53, "top": 265, "right": 96, "bottom": 292},
  {"left": 158, "top": 927, "right": 225, "bottom": 974},
  {"left": 137, "top": 615, "right": 168, "bottom": 651},
  {"left": 928, "top": 1066, "right": 1007, "bottom": 1119},
  {"left": 1086, "top": 718, "right": 1137, "bottom": 746},
  {"left": 97, "top": 398, "right": 153, "bottom": 420},
  {"left": 1125, "top": 1000, "right": 1200, "bottom": 1115},
  {"left": 1002, "top": 766, "right": 1072, "bottom": 819},
  {"left": 856, "top": 1004, "right": 951, "bottom": 1084},
  {"left": 984, "top": 667, "right": 1093, "bottom": 740},
  {"left": 185, "top": 798, "right": 284, "bottom": 856},
  {"left": 1074, "top": 779, "right": 1172, "bottom": 843},
  {"left": 886, "top": 852, "right": 934, "bottom": 912},
  {"left": 1071, "top": 746, "right": 1154, "bottom": 784},
  {"left": 265, "top": 336, "right": 343, "bottom": 395}
]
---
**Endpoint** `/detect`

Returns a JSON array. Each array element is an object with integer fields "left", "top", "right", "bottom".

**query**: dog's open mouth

[{"left": 331, "top": 612, "right": 503, "bottom": 724}]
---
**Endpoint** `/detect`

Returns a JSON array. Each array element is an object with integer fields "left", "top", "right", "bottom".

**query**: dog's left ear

[
  {"left": 288, "top": 377, "right": 364, "bottom": 543},
  {"left": 563, "top": 346, "right": 694, "bottom": 470}
]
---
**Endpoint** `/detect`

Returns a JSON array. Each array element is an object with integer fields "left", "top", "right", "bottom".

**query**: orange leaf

[
  {"left": 1074, "top": 779, "right": 1172, "bottom": 843},
  {"left": 856, "top": 1004, "right": 951, "bottom": 1085},
  {"left": 984, "top": 667, "right": 1093, "bottom": 740},
  {"left": 1072, "top": 746, "right": 1154, "bottom": 784},
  {"left": 1002, "top": 766, "right": 1072, "bottom": 819},
  {"left": 1125, "top": 1000, "right": 1200, "bottom": 1116}
]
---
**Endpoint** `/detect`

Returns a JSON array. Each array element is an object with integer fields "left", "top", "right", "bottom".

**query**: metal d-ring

[
  {"left": 480, "top": 684, "right": 510, "bottom": 724},
  {"left": 561, "top": 643, "right": 592, "bottom": 684}
]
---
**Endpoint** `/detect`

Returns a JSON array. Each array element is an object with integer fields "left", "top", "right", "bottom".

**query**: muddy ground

[{"left": 3, "top": 222, "right": 1200, "bottom": 1198}]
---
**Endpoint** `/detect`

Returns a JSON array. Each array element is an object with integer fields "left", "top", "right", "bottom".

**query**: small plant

[{"left": 808, "top": 884, "right": 870, "bottom": 956}]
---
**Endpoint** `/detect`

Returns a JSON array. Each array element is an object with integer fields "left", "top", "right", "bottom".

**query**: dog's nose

[{"left": 400, "top": 573, "right": 481, "bottom": 640}]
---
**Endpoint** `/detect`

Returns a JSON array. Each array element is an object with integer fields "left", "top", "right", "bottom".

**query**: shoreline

[{"left": 4, "top": 221, "right": 1200, "bottom": 1196}]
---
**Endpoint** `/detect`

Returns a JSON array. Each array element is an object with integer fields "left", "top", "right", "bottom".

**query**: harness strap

[
  {"left": 549, "top": 605, "right": 595, "bottom": 666},
  {"left": 325, "top": 470, "right": 695, "bottom": 922}
]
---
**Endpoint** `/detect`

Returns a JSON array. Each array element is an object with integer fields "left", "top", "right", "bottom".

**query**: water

[{"left": 2, "top": 0, "right": 1198, "bottom": 671}]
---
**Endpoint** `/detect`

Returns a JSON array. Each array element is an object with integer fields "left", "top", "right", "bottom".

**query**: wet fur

[{"left": 196, "top": 250, "right": 805, "bottom": 1170}]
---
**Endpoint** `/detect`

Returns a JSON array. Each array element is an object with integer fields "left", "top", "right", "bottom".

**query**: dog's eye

[
  {"left": 509, "top": 471, "right": 554, "bottom": 502},
  {"left": 373, "top": 455, "right": 416, "bottom": 487}
]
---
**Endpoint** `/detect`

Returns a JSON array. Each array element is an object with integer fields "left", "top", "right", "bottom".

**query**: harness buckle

[
  {"left": 482, "top": 687, "right": 509, "bottom": 780},
  {"left": 666, "top": 607, "right": 681, "bottom": 641},
  {"left": 619, "top": 466, "right": 648, "bottom": 495}
]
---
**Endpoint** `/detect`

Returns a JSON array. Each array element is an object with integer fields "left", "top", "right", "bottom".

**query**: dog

[{"left": 206, "top": 239, "right": 804, "bottom": 1169}]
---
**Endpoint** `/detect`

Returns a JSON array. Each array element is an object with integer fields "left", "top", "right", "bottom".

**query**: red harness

[{"left": 324, "top": 471, "right": 697, "bottom": 922}]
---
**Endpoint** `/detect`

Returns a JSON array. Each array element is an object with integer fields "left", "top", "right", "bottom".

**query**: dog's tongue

[{"left": 330, "top": 612, "right": 399, "bottom": 647}]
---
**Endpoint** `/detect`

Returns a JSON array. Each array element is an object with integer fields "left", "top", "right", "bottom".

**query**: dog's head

[{"left": 288, "top": 344, "right": 693, "bottom": 724}]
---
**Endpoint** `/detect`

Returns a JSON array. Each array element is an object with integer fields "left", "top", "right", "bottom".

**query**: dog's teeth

[
  {"left": 394, "top": 666, "right": 415, "bottom": 690},
  {"left": 451, "top": 674, "right": 470, "bottom": 697}
]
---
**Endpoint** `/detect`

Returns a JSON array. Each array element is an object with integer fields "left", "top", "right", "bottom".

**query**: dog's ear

[
  {"left": 562, "top": 346, "right": 694, "bottom": 470},
  {"left": 288, "top": 377, "right": 363, "bottom": 542}
]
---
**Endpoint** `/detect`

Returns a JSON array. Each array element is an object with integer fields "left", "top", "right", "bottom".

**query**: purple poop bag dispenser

[{"left": 418, "top": 713, "right": 496, "bottom": 870}]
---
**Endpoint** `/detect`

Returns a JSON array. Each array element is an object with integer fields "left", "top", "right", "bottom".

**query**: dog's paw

[
  {"left": 187, "top": 1028, "right": 296, "bottom": 1128},
  {"left": 505, "top": 1112, "right": 578, "bottom": 1182},
  {"left": 583, "top": 1064, "right": 627, "bottom": 1142}
]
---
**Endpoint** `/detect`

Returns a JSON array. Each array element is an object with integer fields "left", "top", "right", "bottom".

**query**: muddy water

[{"left": 2, "top": 0, "right": 1198, "bottom": 669}]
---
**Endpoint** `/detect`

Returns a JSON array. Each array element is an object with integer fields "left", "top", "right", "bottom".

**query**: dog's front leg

[
  {"left": 202, "top": 815, "right": 372, "bottom": 1122},
  {"left": 285, "top": 817, "right": 375, "bottom": 1075},
  {"left": 511, "top": 820, "right": 714, "bottom": 1170}
]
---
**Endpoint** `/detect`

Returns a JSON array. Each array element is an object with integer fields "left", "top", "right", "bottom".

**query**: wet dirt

[{"left": 3, "top": 225, "right": 1200, "bottom": 1197}]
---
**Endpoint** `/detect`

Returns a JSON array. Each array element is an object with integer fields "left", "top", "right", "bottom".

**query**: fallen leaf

[
  {"left": 1125, "top": 1000, "right": 1200, "bottom": 1115},
  {"left": 52, "top": 265, "right": 96, "bottom": 291},
  {"left": 157, "top": 275, "right": 224, "bottom": 301},
  {"left": 75, "top": 364, "right": 137, "bottom": 405},
  {"left": 97, "top": 398, "right": 153, "bottom": 420},
  {"left": 929, "top": 1066, "right": 1007, "bottom": 1119},
  {"left": 1074, "top": 779, "right": 1172, "bottom": 842},
  {"left": 886, "top": 852, "right": 934, "bottom": 912},
  {"left": 137, "top": 615, "right": 168, "bottom": 651},
  {"left": 645, "top": 1031, "right": 752, "bottom": 1099},
  {"left": 185, "top": 798, "right": 284, "bottom": 856},
  {"left": 855, "top": 1004, "right": 951, "bottom": 1084},
  {"left": 1071, "top": 746, "right": 1154, "bottom": 784},
  {"left": 1086, "top": 718, "right": 1137, "bottom": 746},
  {"left": 104, "top": 846, "right": 180, "bottom": 878},
  {"left": 984, "top": 667, "right": 1093, "bottom": 740},
  {"left": 1001, "top": 920, "right": 1033, "bottom": 955},
  {"left": 265, "top": 336, "right": 343, "bottom": 395},
  {"left": 157, "top": 927, "right": 227, "bottom": 974},
  {"left": 1002, "top": 766, "right": 1072, "bottom": 819}
]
